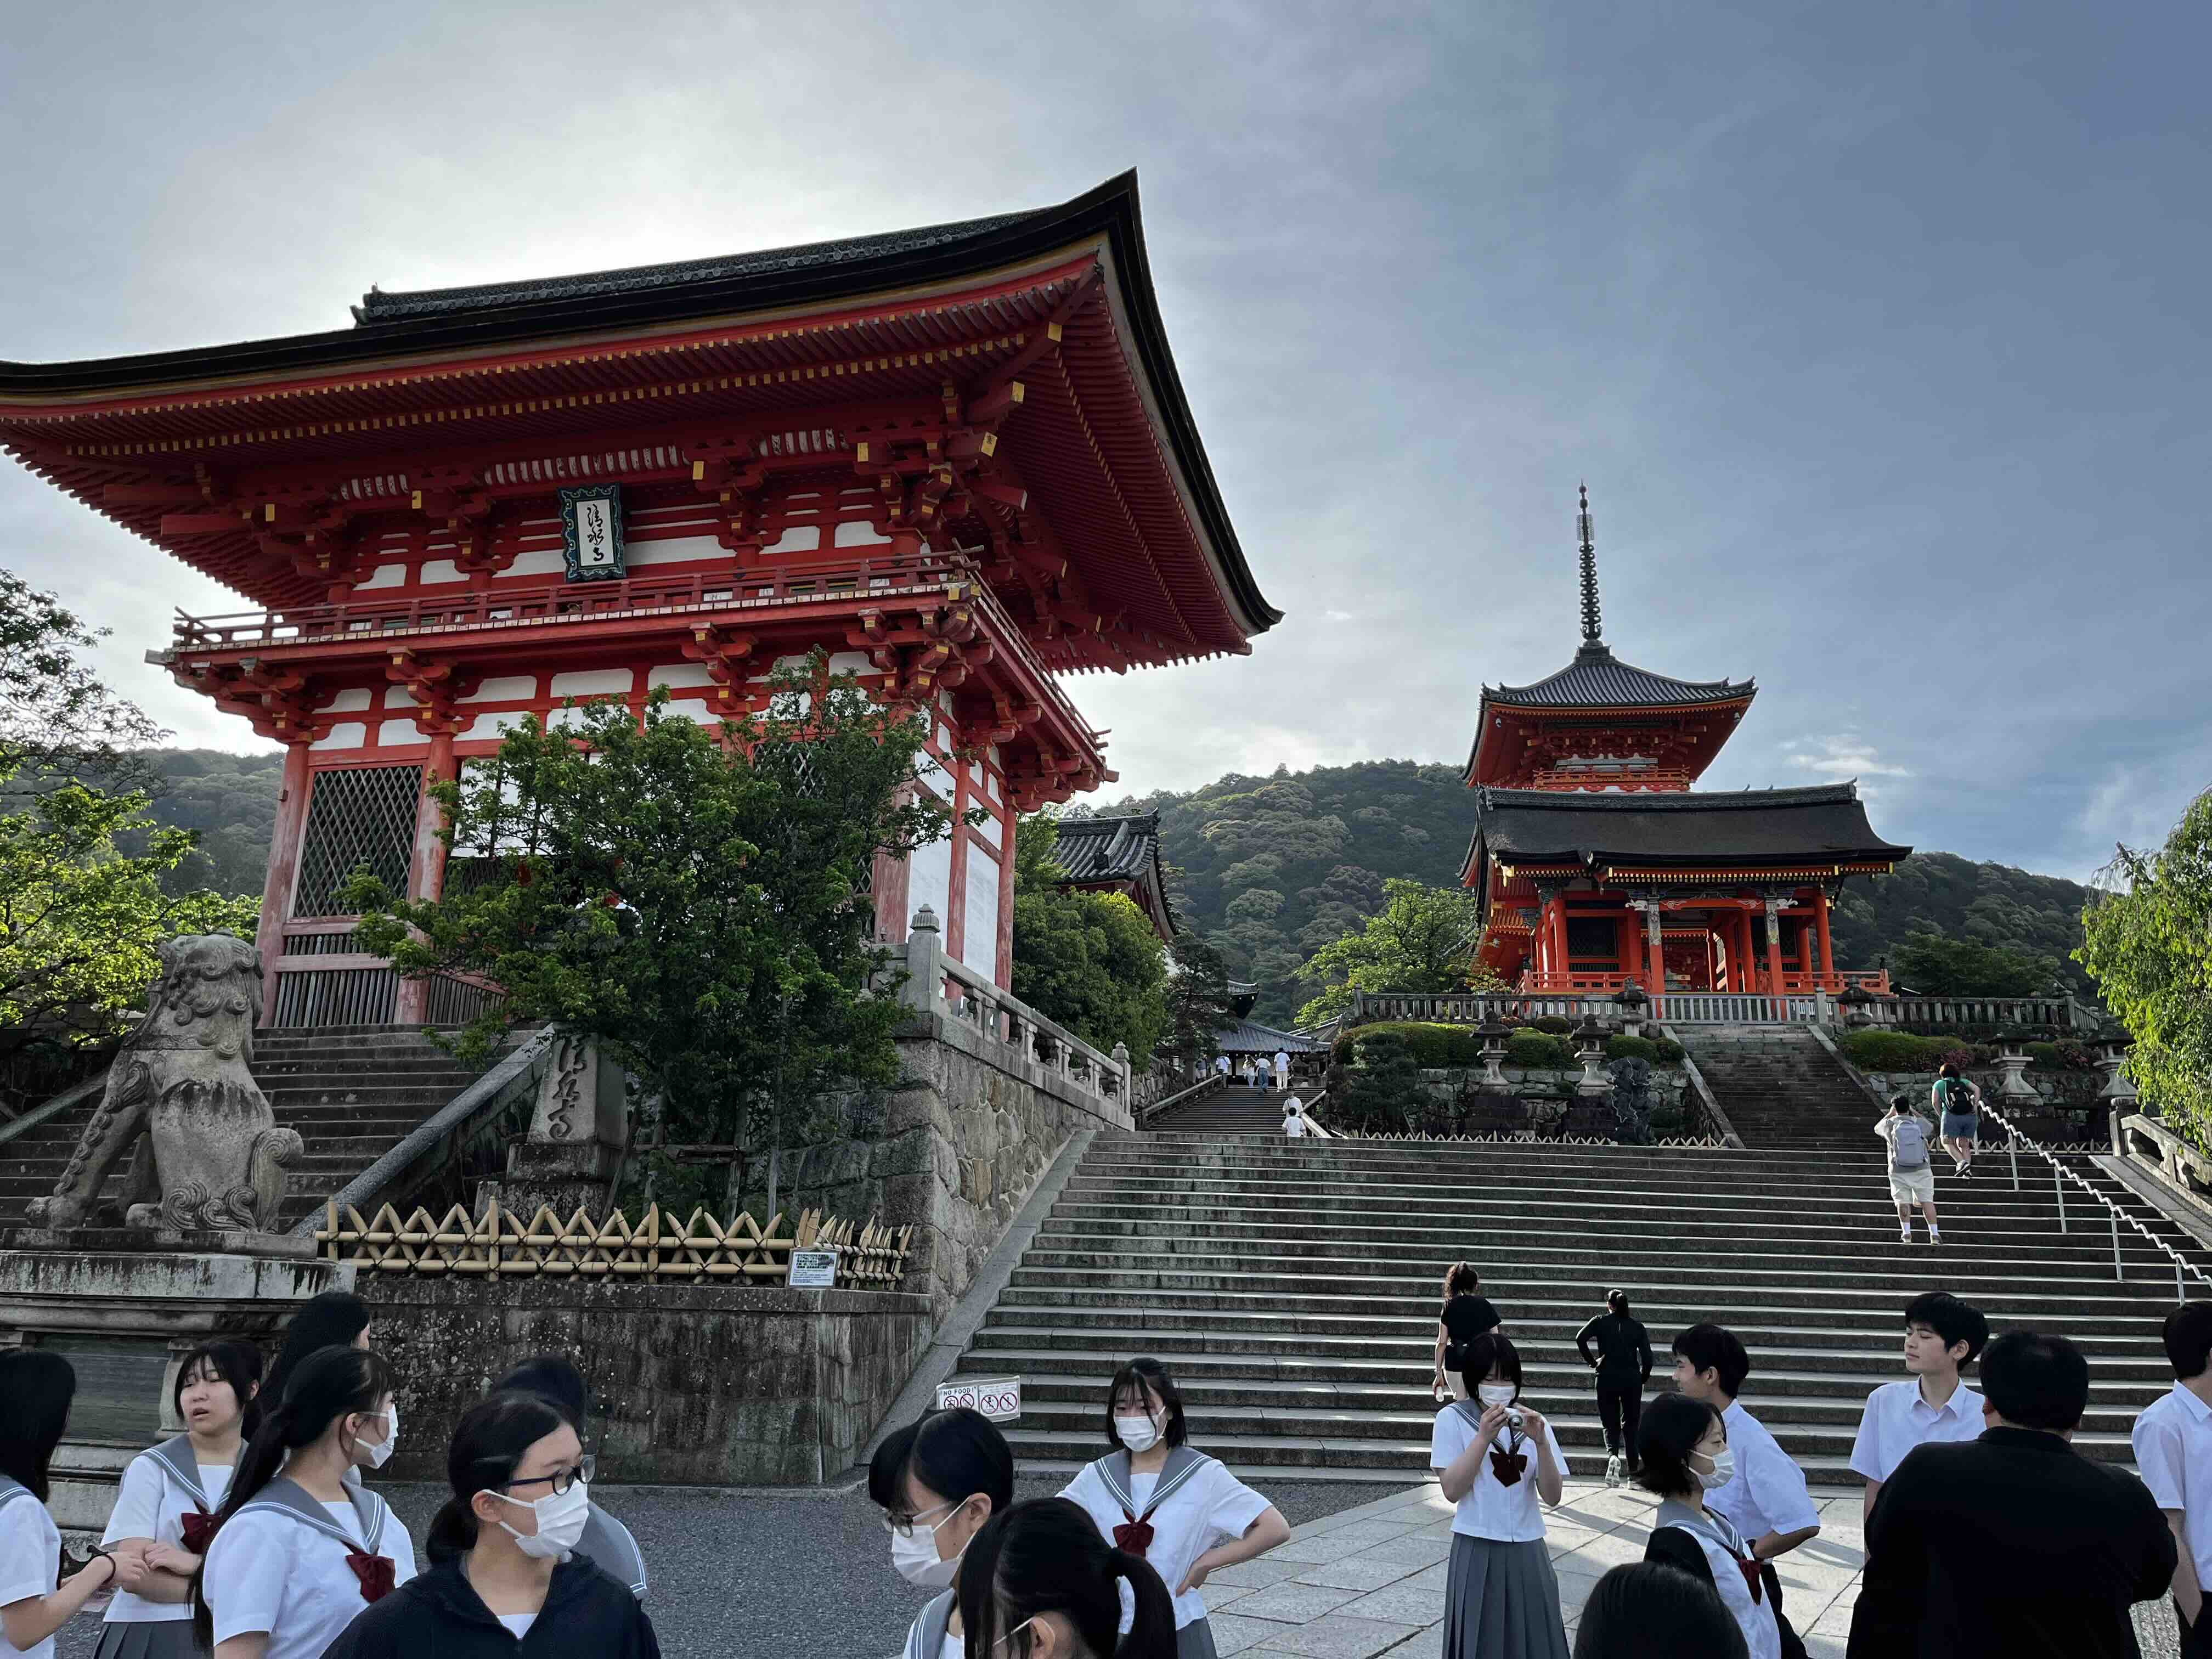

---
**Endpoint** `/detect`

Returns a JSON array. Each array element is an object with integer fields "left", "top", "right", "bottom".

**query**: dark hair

[
  {"left": 1447, "top": 1333, "right": 1521, "bottom": 1400},
  {"left": 1890, "top": 1093, "right": 1914, "bottom": 1113},
  {"left": 1443, "top": 1262, "right": 1481, "bottom": 1300},
  {"left": 1104, "top": 1358, "right": 1187, "bottom": 1452},
  {"left": 263, "top": 1290, "right": 369, "bottom": 1406},
  {"left": 958, "top": 1497, "right": 1176, "bottom": 1659},
  {"left": 0, "top": 1350, "right": 75, "bottom": 1502},
  {"left": 868, "top": 1407, "right": 1015, "bottom": 1524},
  {"left": 1573, "top": 1561, "right": 1748, "bottom": 1659},
  {"left": 1905, "top": 1293, "right": 1989, "bottom": 1366},
  {"left": 1633, "top": 1392, "right": 1719, "bottom": 1499},
  {"left": 493, "top": 1355, "right": 588, "bottom": 1431},
  {"left": 426, "top": 1391, "right": 571, "bottom": 1560},
  {"left": 193, "top": 1346, "right": 393, "bottom": 1647},
  {"left": 1938, "top": 1061, "right": 1960, "bottom": 1079},
  {"left": 1979, "top": 1330, "right": 2089, "bottom": 1434},
  {"left": 1606, "top": 1289, "right": 1632, "bottom": 1317},
  {"left": 2164, "top": 1304, "right": 2212, "bottom": 1381},
  {"left": 1672, "top": 1324, "right": 1750, "bottom": 1397},
  {"left": 173, "top": 1340, "right": 266, "bottom": 1441}
]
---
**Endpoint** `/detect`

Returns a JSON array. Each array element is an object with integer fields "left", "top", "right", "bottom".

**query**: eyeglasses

[
  {"left": 881, "top": 1496, "right": 963, "bottom": 1540},
  {"left": 505, "top": 1454, "right": 594, "bottom": 1496}
]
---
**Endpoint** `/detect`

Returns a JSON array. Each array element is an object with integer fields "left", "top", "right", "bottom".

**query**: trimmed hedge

[
  {"left": 1338, "top": 1022, "right": 1487, "bottom": 1066},
  {"left": 1608, "top": 1034, "right": 1686, "bottom": 1065},
  {"left": 1837, "top": 1030, "right": 1991, "bottom": 1072},
  {"left": 1505, "top": 1030, "right": 1572, "bottom": 1068}
]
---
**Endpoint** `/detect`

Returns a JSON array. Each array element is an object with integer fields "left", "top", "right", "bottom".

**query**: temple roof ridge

[
  {"left": 1479, "top": 651, "right": 1755, "bottom": 710},
  {"left": 1474, "top": 781, "right": 1865, "bottom": 812}
]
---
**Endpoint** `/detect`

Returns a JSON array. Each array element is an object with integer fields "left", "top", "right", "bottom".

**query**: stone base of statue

[{"left": 0, "top": 1227, "right": 354, "bottom": 1530}]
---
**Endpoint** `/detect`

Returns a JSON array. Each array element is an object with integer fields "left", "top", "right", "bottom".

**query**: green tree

[
  {"left": 1294, "top": 878, "right": 1493, "bottom": 1026},
  {"left": 1, "top": 570, "right": 163, "bottom": 795},
  {"left": 2078, "top": 791, "right": 2212, "bottom": 1142},
  {"left": 1890, "top": 931, "right": 2063, "bottom": 996},
  {"left": 1010, "top": 813, "right": 1170, "bottom": 1066},
  {"left": 1159, "top": 934, "right": 1237, "bottom": 1072},
  {"left": 346, "top": 661, "right": 952, "bottom": 1217},
  {"left": 1336, "top": 1028, "right": 1424, "bottom": 1133}
]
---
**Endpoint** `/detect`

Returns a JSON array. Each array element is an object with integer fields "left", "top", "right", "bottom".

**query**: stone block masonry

[{"left": 358, "top": 1276, "right": 928, "bottom": 1486}]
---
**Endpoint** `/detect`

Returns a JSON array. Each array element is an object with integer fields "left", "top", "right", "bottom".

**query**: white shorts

[{"left": 1889, "top": 1167, "right": 1936, "bottom": 1204}]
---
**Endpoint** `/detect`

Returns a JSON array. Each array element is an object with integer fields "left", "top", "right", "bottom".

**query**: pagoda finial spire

[{"left": 1576, "top": 483, "right": 1604, "bottom": 651}]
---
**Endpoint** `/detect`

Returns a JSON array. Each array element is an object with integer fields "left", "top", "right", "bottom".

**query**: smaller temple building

[
  {"left": 1462, "top": 490, "right": 1909, "bottom": 1003},
  {"left": 1048, "top": 811, "right": 1175, "bottom": 943}
]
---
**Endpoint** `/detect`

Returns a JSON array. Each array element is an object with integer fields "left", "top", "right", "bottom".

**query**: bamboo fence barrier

[{"left": 315, "top": 1200, "right": 911, "bottom": 1287}]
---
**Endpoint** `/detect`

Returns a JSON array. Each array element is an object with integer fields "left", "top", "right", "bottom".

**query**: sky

[{"left": 2, "top": 2, "right": 2205, "bottom": 882}]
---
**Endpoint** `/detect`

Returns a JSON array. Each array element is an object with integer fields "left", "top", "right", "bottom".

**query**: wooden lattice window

[{"left": 291, "top": 764, "right": 424, "bottom": 917}]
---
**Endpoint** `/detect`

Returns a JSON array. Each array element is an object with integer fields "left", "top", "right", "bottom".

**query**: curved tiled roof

[
  {"left": 1468, "top": 782, "right": 1911, "bottom": 867},
  {"left": 1050, "top": 812, "right": 1163, "bottom": 884},
  {"left": 1483, "top": 643, "right": 1753, "bottom": 710}
]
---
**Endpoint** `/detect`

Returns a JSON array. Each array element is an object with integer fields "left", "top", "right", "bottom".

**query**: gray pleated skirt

[
  {"left": 93, "top": 1622, "right": 206, "bottom": 1659},
  {"left": 1176, "top": 1616, "right": 1221, "bottom": 1659},
  {"left": 1441, "top": 1534, "right": 1571, "bottom": 1659}
]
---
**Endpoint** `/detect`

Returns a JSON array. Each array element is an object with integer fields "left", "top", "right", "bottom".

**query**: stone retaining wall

[
  {"left": 359, "top": 1276, "right": 928, "bottom": 1486},
  {"left": 1414, "top": 1065, "right": 1688, "bottom": 1108}
]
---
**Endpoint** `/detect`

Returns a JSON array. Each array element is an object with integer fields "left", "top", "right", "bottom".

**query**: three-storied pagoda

[
  {"left": 1462, "top": 490, "right": 1908, "bottom": 1005},
  {"left": 0, "top": 174, "right": 1277, "bottom": 1025}
]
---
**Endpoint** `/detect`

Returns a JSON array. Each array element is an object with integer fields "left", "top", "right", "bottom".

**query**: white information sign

[
  {"left": 787, "top": 1249, "right": 838, "bottom": 1289},
  {"left": 935, "top": 1376, "right": 1022, "bottom": 1422}
]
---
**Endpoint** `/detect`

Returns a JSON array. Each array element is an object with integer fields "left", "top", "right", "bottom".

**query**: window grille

[{"left": 291, "top": 765, "right": 424, "bottom": 917}]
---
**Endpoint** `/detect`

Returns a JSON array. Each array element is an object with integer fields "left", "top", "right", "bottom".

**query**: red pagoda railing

[{"left": 1516, "top": 968, "right": 1892, "bottom": 996}]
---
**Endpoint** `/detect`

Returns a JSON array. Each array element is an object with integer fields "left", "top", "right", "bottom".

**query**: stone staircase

[
  {"left": 1677, "top": 1025, "right": 1876, "bottom": 1146},
  {"left": 952, "top": 1131, "right": 2200, "bottom": 1483},
  {"left": 0, "top": 1027, "right": 494, "bottom": 1233},
  {"left": 1148, "top": 1084, "right": 1308, "bottom": 1135}
]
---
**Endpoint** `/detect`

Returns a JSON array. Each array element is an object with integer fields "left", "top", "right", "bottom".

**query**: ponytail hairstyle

[
  {"left": 958, "top": 1496, "right": 1176, "bottom": 1659},
  {"left": 172, "top": 1339, "right": 266, "bottom": 1442},
  {"left": 1443, "top": 1262, "right": 1481, "bottom": 1301},
  {"left": 192, "top": 1346, "right": 392, "bottom": 1648},
  {"left": 0, "top": 1350, "right": 75, "bottom": 1502},
  {"left": 427, "top": 1391, "right": 569, "bottom": 1561},
  {"left": 1606, "top": 1289, "right": 1633, "bottom": 1319}
]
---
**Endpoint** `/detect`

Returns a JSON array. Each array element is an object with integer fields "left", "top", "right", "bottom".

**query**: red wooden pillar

[
  {"left": 1763, "top": 902, "right": 1787, "bottom": 1009},
  {"left": 1550, "top": 899, "right": 1570, "bottom": 986},
  {"left": 393, "top": 731, "right": 457, "bottom": 1025},
  {"left": 256, "top": 743, "right": 314, "bottom": 1025},
  {"left": 1621, "top": 907, "right": 1641, "bottom": 986},
  {"left": 1815, "top": 889, "right": 1836, "bottom": 981},
  {"left": 994, "top": 814, "right": 1015, "bottom": 990}
]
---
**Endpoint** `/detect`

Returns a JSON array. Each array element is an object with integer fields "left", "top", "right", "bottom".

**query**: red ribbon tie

[
  {"left": 1113, "top": 1519, "right": 1156, "bottom": 1558},
  {"left": 347, "top": 1551, "right": 397, "bottom": 1603},
  {"left": 178, "top": 1509, "right": 217, "bottom": 1554}
]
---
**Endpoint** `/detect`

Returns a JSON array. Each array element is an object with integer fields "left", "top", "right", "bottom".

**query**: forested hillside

[
  {"left": 1102, "top": 761, "right": 2101, "bottom": 1022},
  {"left": 119, "top": 749, "right": 2099, "bottom": 1022}
]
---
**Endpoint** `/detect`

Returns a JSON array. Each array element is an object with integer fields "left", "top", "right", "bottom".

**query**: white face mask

[
  {"left": 1477, "top": 1384, "right": 1518, "bottom": 1409},
  {"left": 888, "top": 1499, "right": 970, "bottom": 1588},
  {"left": 1699, "top": 1447, "right": 1737, "bottom": 1489},
  {"left": 1114, "top": 1412, "right": 1164, "bottom": 1453},
  {"left": 354, "top": 1403, "right": 398, "bottom": 1469},
  {"left": 491, "top": 1478, "right": 590, "bottom": 1559}
]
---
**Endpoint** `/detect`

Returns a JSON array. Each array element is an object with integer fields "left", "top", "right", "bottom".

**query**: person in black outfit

[
  {"left": 1847, "top": 1329, "right": 2174, "bottom": 1659},
  {"left": 323, "top": 1391, "right": 658, "bottom": 1658},
  {"left": 1432, "top": 1262, "right": 1503, "bottom": 1401},
  {"left": 1572, "top": 1561, "right": 1747, "bottom": 1659},
  {"left": 1576, "top": 1289, "right": 1654, "bottom": 1487}
]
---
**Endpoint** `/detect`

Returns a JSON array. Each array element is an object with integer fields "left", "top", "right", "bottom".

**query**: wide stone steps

[
  {"left": 950, "top": 1128, "right": 2203, "bottom": 1481},
  {"left": 0, "top": 1027, "right": 493, "bottom": 1229}
]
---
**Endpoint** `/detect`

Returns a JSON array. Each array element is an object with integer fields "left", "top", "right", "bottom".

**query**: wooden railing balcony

[{"left": 1515, "top": 968, "right": 1893, "bottom": 996}]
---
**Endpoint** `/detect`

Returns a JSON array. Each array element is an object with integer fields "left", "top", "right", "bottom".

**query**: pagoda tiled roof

[
  {"left": 1466, "top": 782, "right": 1911, "bottom": 871},
  {"left": 1216, "top": 1018, "right": 1322, "bottom": 1054},
  {"left": 1482, "top": 643, "right": 1753, "bottom": 710},
  {"left": 1049, "top": 812, "right": 1164, "bottom": 884}
]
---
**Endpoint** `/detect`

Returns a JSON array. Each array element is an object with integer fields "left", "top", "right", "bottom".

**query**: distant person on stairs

[
  {"left": 1280, "top": 1100, "right": 1307, "bottom": 1139},
  {"left": 1273, "top": 1049, "right": 1290, "bottom": 1091},
  {"left": 1877, "top": 1094, "right": 1943, "bottom": 1245},
  {"left": 1932, "top": 1062, "right": 1983, "bottom": 1178},
  {"left": 1059, "top": 1357, "right": 1289, "bottom": 1658},
  {"left": 1430, "top": 1334, "right": 1570, "bottom": 1659},
  {"left": 2129, "top": 1301, "right": 2212, "bottom": 1658},
  {"left": 1435, "top": 1265, "right": 1504, "bottom": 1402},
  {"left": 1671, "top": 1324, "right": 1818, "bottom": 1657},
  {"left": 1576, "top": 1290, "right": 1654, "bottom": 1488},
  {"left": 1848, "top": 1293, "right": 1989, "bottom": 1526}
]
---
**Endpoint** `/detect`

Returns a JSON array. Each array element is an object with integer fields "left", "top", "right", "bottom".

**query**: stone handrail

[
  {"left": 901, "top": 907, "right": 1131, "bottom": 1120},
  {"left": 1860, "top": 994, "right": 2090, "bottom": 1032},
  {"left": 1137, "top": 1073, "right": 1226, "bottom": 1130},
  {"left": 2115, "top": 1113, "right": 2212, "bottom": 1210},
  {"left": 0, "top": 1069, "right": 110, "bottom": 1149},
  {"left": 288, "top": 1027, "right": 559, "bottom": 1237}
]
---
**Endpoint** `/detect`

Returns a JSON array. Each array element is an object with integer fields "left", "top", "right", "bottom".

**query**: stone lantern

[
  {"left": 1614, "top": 980, "right": 1649, "bottom": 1039},
  {"left": 1990, "top": 1028, "right": 2040, "bottom": 1105},
  {"left": 1573, "top": 1014, "right": 1614, "bottom": 1098},
  {"left": 2095, "top": 1025, "right": 2139, "bottom": 1110},
  {"left": 1837, "top": 983, "right": 1880, "bottom": 1031},
  {"left": 1476, "top": 1021, "right": 1513, "bottom": 1092}
]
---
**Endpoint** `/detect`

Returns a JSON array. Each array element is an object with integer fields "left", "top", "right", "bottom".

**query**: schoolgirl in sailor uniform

[
  {"left": 1059, "top": 1358, "right": 1290, "bottom": 1659},
  {"left": 193, "top": 1347, "right": 417, "bottom": 1659},
  {"left": 957, "top": 1498, "right": 1180, "bottom": 1659},
  {"left": 95, "top": 1340, "right": 263, "bottom": 1659},
  {"left": 2, "top": 1351, "right": 140, "bottom": 1659},
  {"left": 865, "top": 1408, "right": 1014, "bottom": 1659},
  {"left": 1638, "top": 1393, "right": 1783, "bottom": 1659},
  {"left": 1430, "top": 1335, "right": 1570, "bottom": 1659}
]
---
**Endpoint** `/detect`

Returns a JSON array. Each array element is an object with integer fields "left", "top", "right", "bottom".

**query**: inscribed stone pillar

[
  {"left": 255, "top": 742, "right": 314, "bottom": 1024},
  {"left": 393, "top": 730, "right": 457, "bottom": 1025},
  {"left": 1763, "top": 900, "right": 1787, "bottom": 1006},
  {"left": 501, "top": 1034, "right": 630, "bottom": 1217}
]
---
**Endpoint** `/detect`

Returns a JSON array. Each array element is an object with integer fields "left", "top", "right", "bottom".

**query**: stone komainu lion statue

[{"left": 25, "top": 934, "right": 303, "bottom": 1233}]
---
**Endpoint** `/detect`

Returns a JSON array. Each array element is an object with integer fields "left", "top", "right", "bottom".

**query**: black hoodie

[{"left": 321, "top": 1556, "right": 660, "bottom": 1659}]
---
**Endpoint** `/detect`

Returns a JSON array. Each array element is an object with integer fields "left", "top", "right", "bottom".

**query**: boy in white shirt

[
  {"left": 1281, "top": 1101, "right": 1307, "bottom": 1138},
  {"left": 1849, "top": 1290, "right": 1990, "bottom": 1523},
  {"left": 2132, "top": 1301, "right": 2212, "bottom": 1652}
]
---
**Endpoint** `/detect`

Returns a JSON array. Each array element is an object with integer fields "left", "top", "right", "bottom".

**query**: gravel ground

[{"left": 56, "top": 1476, "right": 1415, "bottom": 1659}]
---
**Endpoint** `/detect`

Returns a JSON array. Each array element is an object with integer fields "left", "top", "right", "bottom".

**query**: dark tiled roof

[
  {"left": 1216, "top": 1019, "right": 1323, "bottom": 1053},
  {"left": 352, "top": 208, "right": 1050, "bottom": 323},
  {"left": 1051, "top": 813, "right": 1163, "bottom": 884},
  {"left": 1470, "top": 782, "right": 1911, "bottom": 867},
  {"left": 1483, "top": 644, "right": 1753, "bottom": 710}
]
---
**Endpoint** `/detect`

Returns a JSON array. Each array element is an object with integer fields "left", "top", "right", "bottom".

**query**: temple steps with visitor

[
  {"left": 1144, "top": 1084, "right": 1311, "bottom": 1134},
  {"left": 952, "top": 1131, "right": 2203, "bottom": 1483},
  {"left": 0, "top": 1025, "right": 496, "bottom": 1232}
]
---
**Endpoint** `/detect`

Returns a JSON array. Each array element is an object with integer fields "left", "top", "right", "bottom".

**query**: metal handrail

[{"left": 1977, "top": 1097, "right": 2212, "bottom": 1300}]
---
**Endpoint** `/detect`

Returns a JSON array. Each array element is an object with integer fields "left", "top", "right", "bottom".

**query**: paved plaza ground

[{"left": 53, "top": 1475, "right": 2182, "bottom": 1657}]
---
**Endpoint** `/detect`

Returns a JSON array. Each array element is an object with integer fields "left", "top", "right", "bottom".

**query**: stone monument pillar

[{"left": 500, "top": 1034, "right": 630, "bottom": 1217}]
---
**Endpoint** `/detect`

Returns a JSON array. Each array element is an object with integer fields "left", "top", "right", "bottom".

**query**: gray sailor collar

[
  {"left": 144, "top": 1435, "right": 217, "bottom": 1511},
  {"left": 1094, "top": 1444, "right": 1209, "bottom": 1520},
  {"left": 236, "top": 1475, "right": 386, "bottom": 1555}
]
